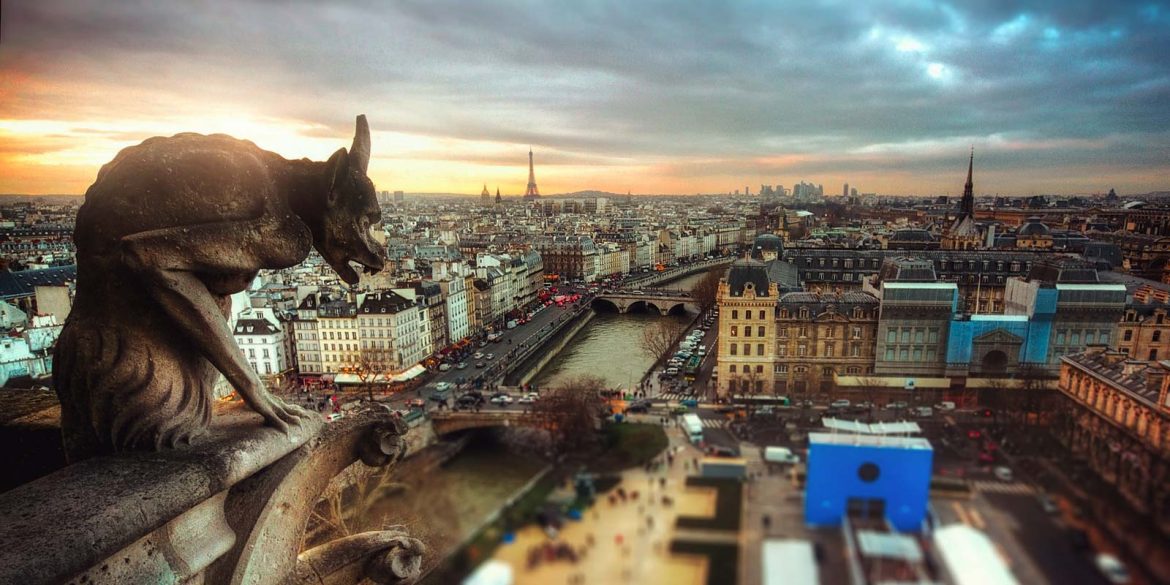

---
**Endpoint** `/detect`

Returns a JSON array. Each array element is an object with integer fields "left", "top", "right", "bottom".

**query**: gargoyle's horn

[{"left": 351, "top": 114, "right": 371, "bottom": 175}]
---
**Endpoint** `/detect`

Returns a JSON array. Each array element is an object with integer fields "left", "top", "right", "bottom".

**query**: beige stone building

[
  {"left": 716, "top": 259, "right": 778, "bottom": 396},
  {"left": 774, "top": 291, "right": 879, "bottom": 396}
]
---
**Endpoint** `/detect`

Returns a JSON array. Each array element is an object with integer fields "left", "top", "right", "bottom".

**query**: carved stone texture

[
  {"left": 54, "top": 115, "right": 387, "bottom": 461},
  {"left": 290, "top": 531, "right": 426, "bottom": 585}
]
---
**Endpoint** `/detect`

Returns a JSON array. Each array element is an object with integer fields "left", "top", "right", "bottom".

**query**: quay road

[{"left": 360, "top": 254, "right": 741, "bottom": 410}]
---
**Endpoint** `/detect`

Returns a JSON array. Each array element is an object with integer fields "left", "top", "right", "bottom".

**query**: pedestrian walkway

[
  {"left": 658, "top": 392, "right": 698, "bottom": 401},
  {"left": 973, "top": 480, "right": 1035, "bottom": 495},
  {"left": 700, "top": 418, "right": 725, "bottom": 429}
]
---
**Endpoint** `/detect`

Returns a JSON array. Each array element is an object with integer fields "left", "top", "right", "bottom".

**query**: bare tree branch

[{"left": 640, "top": 320, "right": 686, "bottom": 361}]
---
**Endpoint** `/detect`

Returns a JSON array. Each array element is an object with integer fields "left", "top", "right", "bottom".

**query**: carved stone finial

[
  {"left": 358, "top": 421, "right": 406, "bottom": 467},
  {"left": 54, "top": 115, "right": 387, "bottom": 461},
  {"left": 293, "top": 531, "right": 426, "bottom": 585}
]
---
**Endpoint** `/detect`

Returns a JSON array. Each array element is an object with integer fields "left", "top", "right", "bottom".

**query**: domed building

[
  {"left": 750, "top": 233, "right": 785, "bottom": 261},
  {"left": 1015, "top": 216, "right": 1053, "bottom": 249}
]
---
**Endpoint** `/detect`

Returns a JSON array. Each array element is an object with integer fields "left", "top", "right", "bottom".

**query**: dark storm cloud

[{"left": 1, "top": 0, "right": 1168, "bottom": 193}]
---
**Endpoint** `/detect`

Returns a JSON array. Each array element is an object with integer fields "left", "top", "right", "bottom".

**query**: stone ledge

[{"left": 0, "top": 407, "right": 323, "bottom": 584}]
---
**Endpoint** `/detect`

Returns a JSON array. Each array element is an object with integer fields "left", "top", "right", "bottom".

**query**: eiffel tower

[{"left": 523, "top": 148, "right": 541, "bottom": 199}]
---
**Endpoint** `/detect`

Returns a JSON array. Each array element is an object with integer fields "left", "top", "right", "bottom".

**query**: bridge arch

[{"left": 590, "top": 297, "right": 621, "bottom": 313}]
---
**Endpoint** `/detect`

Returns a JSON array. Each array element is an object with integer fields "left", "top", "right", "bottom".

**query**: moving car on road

[{"left": 1094, "top": 553, "right": 1131, "bottom": 584}]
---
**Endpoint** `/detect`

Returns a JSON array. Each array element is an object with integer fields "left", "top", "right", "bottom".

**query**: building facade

[
  {"left": 774, "top": 291, "right": 879, "bottom": 395},
  {"left": 1056, "top": 348, "right": 1170, "bottom": 539},
  {"left": 716, "top": 259, "right": 779, "bottom": 397}
]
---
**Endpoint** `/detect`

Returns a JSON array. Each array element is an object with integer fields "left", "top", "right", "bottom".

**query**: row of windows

[
  {"left": 728, "top": 343, "right": 766, "bottom": 356},
  {"left": 727, "top": 379, "right": 765, "bottom": 393},
  {"left": 242, "top": 348, "right": 272, "bottom": 359},
  {"left": 885, "top": 327, "right": 941, "bottom": 344},
  {"left": 776, "top": 343, "right": 865, "bottom": 358},
  {"left": 247, "top": 361, "right": 277, "bottom": 375},
  {"left": 729, "top": 325, "right": 767, "bottom": 337},
  {"left": 1054, "top": 330, "right": 1111, "bottom": 346},
  {"left": 730, "top": 309, "right": 769, "bottom": 320},
  {"left": 728, "top": 364, "right": 765, "bottom": 374},
  {"left": 779, "top": 326, "right": 865, "bottom": 339},
  {"left": 882, "top": 347, "right": 938, "bottom": 362},
  {"left": 778, "top": 307, "right": 873, "bottom": 320}
]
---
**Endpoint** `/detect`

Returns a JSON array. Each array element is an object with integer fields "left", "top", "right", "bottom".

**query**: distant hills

[{"left": 0, "top": 194, "right": 84, "bottom": 204}]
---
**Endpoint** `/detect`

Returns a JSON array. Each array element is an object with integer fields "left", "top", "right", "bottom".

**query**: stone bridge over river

[{"left": 590, "top": 290, "right": 699, "bottom": 315}]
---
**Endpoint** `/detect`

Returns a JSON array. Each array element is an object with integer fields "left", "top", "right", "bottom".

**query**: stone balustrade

[{"left": 0, "top": 405, "right": 425, "bottom": 585}]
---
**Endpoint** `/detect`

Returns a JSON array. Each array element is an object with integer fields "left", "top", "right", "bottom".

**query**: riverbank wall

[{"left": 504, "top": 308, "right": 596, "bottom": 387}]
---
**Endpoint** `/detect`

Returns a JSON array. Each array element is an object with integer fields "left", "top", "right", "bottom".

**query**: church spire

[
  {"left": 495, "top": 187, "right": 501, "bottom": 205},
  {"left": 960, "top": 147, "right": 974, "bottom": 217}
]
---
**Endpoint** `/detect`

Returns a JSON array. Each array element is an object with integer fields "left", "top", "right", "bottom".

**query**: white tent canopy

[
  {"left": 822, "top": 417, "right": 921, "bottom": 435},
  {"left": 933, "top": 524, "right": 1019, "bottom": 585},
  {"left": 462, "top": 560, "right": 513, "bottom": 585}
]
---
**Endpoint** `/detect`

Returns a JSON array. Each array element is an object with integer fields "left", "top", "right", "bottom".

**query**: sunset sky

[{"left": 1, "top": 1, "right": 1168, "bottom": 196}]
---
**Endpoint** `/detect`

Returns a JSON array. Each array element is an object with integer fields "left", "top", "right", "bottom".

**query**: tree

[
  {"left": 692, "top": 266, "right": 725, "bottom": 312},
  {"left": 524, "top": 375, "right": 608, "bottom": 459},
  {"left": 640, "top": 320, "right": 686, "bottom": 362},
  {"left": 351, "top": 347, "right": 396, "bottom": 401}
]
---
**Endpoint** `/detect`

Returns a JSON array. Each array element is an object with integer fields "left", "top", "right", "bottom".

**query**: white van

[
  {"left": 764, "top": 446, "right": 800, "bottom": 465},
  {"left": 934, "top": 401, "right": 956, "bottom": 411}
]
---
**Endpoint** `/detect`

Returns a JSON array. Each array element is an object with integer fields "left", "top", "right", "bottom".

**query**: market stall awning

[{"left": 391, "top": 364, "right": 427, "bottom": 382}]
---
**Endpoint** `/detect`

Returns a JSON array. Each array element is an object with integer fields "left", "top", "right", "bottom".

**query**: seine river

[{"left": 531, "top": 271, "right": 705, "bottom": 390}]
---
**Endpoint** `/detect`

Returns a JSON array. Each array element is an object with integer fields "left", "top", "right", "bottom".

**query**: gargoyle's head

[{"left": 317, "top": 115, "right": 386, "bottom": 285}]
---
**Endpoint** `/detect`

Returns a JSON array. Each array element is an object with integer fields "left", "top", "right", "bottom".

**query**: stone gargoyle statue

[{"left": 54, "top": 115, "right": 386, "bottom": 461}]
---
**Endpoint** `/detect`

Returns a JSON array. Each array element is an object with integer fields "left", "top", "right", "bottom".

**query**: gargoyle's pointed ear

[
  {"left": 326, "top": 148, "right": 348, "bottom": 207},
  {"left": 350, "top": 114, "right": 370, "bottom": 175}
]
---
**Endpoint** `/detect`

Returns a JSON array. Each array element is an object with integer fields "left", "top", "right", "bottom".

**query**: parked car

[
  {"left": 626, "top": 401, "right": 650, "bottom": 414},
  {"left": 681, "top": 399, "right": 699, "bottom": 408},
  {"left": 934, "top": 401, "right": 956, "bottom": 411},
  {"left": 709, "top": 445, "right": 739, "bottom": 458},
  {"left": 456, "top": 362, "right": 468, "bottom": 369},
  {"left": 475, "top": 361, "right": 486, "bottom": 368},
  {"left": 518, "top": 393, "right": 538, "bottom": 404},
  {"left": 434, "top": 382, "right": 453, "bottom": 392},
  {"left": 830, "top": 399, "right": 850, "bottom": 408},
  {"left": 473, "top": 352, "right": 484, "bottom": 359},
  {"left": 885, "top": 401, "right": 909, "bottom": 410},
  {"left": 438, "top": 363, "right": 452, "bottom": 372},
  {"left": 993, "top": 466, "right": 1014, "bottom": 482},
  {"left": 664, "top": 367, "right": 680, "bottom": 376},
  {"left": 913, "top": 406, "right": 934, "bottom": 417},
  {"left": 1094, "top": 553, "right": 1131, "bottom": 584},
  {"left": 407, "top": 399, "right": 426, "bottom": 408},
  {"left": 485, "top": 353, "right": 495, "bottom": 360},
  {"left": 456, "top": 395, "right": 482, "bottom": 408},
  {"left": 490, "top": 394, "right": 514, "bottom": 405},
  {"left": 1038, "top": 495, "right": 1060, "bottom": 514}
]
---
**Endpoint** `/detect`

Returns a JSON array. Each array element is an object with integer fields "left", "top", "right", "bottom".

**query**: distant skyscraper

[
  {"left": 843, "top": 183, "right": 849, "bottom": 198},
  {"left": 851, "top": 187, "right": 858, "bottom": 198},
  {"left": 393, "top": 190, "right": 404, "bottom": 203},
  {"left": 524, "top": 148, "right": 541, "bottom": 200}
]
